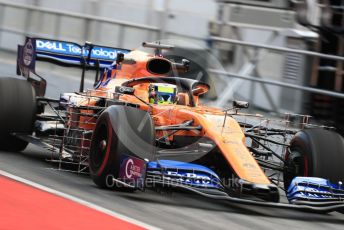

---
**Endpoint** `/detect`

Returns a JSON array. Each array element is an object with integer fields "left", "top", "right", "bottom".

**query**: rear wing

[
  {"left": 17, "top": 37, "right": 131, "bottom": 93},
  {"left": 17, "top": 37, "right": 130, "bottom": 76}
]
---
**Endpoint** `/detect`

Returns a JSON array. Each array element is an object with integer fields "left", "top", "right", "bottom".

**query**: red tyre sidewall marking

[{"left": 97, "top": 119, "right": 113, "bottom": 176}]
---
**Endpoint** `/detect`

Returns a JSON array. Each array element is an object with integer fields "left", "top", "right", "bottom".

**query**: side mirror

[
  {"left": 115, "top": 86, "right": 135, "bottom": 95},
  {"left": 116, "top": 53, "right": 125, "bottom": 64},
  {"left": 233, "top": 100, "right": 249, "bottom": 109},
  {"left": 174, "top": 59, "right": 190, "bottom": 73}
]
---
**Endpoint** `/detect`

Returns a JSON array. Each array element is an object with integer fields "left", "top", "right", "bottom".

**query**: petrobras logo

[
  {"left": 165, "top": 171, "right": 212, "bottom": 185},
  {"left": 291, "top": 186, "right": 333, "bottom": 199},
  {"left": 36, "top": 39, "right": 125, "bottom": 60},
  {"left": 296, "top": 191, "right": 332, "bottom": 199}
]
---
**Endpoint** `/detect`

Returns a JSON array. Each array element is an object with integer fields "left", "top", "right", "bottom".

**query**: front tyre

[
  {"left": 89, "top": 110, "right": 117, "bottom": 188},
  {"left": 89, "top": 105, "right": 155, "bottom": 189},
  {"left": 283, "top": 128, "right": 344, "bottom": 190}
]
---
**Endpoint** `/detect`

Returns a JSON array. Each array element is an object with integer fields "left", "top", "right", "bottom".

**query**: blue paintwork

[
  {"left": 35, "top": 38, "right": 130, "bottom": 68},
  {"left": 287, "top": 177, "right": 344, "bottom": 202},
  {"left": 148, "top": 160, "right": 218, "bottom": 177},
  {"left": 94, "top": 65, "right": 117, "bottom": 89},
  {"left": 147, "top": 160, "right": 223, "bottom": 189}
]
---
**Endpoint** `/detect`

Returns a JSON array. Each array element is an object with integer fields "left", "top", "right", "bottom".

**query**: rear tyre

[
  {"left": 89, "top": 105, "right": 155, "bottom": 189},
  {"left": 0, "top": 78, "right": 36, "bottom": 152},
  {"left": 283, "top": 128, "right": 344, "bottom": 190}
]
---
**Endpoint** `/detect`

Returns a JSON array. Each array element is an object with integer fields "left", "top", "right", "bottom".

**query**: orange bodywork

[{"left": 76, "top": 50, "right": 271, "bottom": 185}]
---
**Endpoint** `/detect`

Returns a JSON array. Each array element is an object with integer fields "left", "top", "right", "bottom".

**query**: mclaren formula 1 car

[{"left": 1, "top": 37, "right": 344, "bottom": 213}]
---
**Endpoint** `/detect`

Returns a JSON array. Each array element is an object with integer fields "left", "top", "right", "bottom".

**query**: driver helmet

[{"left": 148, "top": 83, "right": 178, "bottom": 105}]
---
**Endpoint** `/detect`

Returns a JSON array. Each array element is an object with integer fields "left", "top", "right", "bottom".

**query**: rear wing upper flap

[{"left": 17, "top": 37, "right": 131, "bottom": 78}]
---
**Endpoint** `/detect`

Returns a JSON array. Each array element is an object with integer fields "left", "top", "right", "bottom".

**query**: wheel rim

[
  {"left": 90, "top": 124, "right": 108, "bottom": 170},
  {"left": 289, "top": 151, "right": 305, "bottom": 176},
  {"left": 284, "top": 150, "right": 308, "bottom": 188}
]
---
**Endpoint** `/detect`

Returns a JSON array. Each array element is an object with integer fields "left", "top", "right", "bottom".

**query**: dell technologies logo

[{"left": 36, "top": 40, "right": 119, "bottom": 59}]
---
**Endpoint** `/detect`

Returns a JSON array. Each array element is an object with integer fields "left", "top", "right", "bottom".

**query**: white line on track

[{"left": 0, "top": 169, "right": 160, "bottom": 230}]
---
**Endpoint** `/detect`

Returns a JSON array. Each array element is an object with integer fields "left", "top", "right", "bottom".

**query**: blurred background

[{"left": 0, "top": 0, "right": 343, "bottom": 133}]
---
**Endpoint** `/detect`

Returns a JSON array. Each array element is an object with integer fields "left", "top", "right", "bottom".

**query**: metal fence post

[
  {"left": 84, "top": 18, "right": 91, "bottom": 41},
  {"left": 117, "top": 25, "right": 125, "bottom": 48},
  {"left": 208, "top": 69, "right": 344, "bottom": 99},
  {"left": 24, "top": 8, "right": 33, "bottom": 40},
  {"left": 0, "top": 5, "right": 5, "bottom": 47},
  {"left": 54, "top": 14, "right": 61, "bottom": 39}
]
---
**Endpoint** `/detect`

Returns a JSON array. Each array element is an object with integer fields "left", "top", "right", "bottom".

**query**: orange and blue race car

[{"left": 1, "top": 37, "right": 344, "bottom": 213}]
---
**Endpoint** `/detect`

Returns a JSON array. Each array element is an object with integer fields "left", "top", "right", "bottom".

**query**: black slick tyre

[{"left": 0, "top": 77, "right": 36, "bottom": 152}]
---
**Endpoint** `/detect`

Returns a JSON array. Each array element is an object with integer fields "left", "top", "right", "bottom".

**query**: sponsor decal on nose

[{"left": 118, "top": 155, "right": 147, "bottom": 189}]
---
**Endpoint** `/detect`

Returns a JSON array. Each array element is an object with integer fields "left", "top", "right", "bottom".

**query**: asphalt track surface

[{"left": 1, "top": 53, "right": 344, "bottom": 229}]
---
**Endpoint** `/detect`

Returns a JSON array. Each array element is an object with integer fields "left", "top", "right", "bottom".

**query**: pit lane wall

[{"left": 0, "top": 0, "right": 214, "bottom": 51}]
